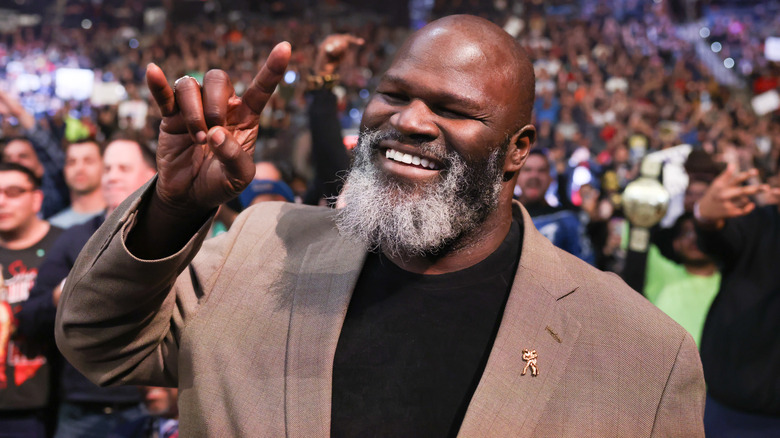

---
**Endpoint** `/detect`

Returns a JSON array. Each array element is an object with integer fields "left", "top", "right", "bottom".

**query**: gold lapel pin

[{"left": 522, "top": 349, "right": 539, "bottom": 376}]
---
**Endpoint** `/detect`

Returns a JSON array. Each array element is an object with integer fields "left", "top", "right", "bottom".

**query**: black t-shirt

[
  {"left": 0, "top": 225, "right": 63, "bottom": 411},
  {"left": 697, "top": 206, "right": 780, "bottom": 415},
  {"left": 332, "top": 220, "right": 522, "bottom": 437}
]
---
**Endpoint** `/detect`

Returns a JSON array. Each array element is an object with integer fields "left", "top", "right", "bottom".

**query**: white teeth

[{"left": 384, "top": 148, "right": 439, "bottom": 170}]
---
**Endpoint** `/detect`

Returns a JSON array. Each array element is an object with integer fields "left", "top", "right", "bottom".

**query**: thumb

[{"left": 208, "top": 127, "right": 255, "bottom": 193}]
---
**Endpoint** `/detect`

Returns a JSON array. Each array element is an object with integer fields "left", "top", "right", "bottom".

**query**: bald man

[{"left": 56, "top": 16, "right": 704, "bottom": 437}]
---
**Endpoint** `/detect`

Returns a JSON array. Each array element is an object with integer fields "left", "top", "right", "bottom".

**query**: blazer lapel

[
  {"left": 458, "top": 204, "right": 582, "bottom": 437},
  {"left": 284, "top": 235, "right": 366, "bottom": 438}
]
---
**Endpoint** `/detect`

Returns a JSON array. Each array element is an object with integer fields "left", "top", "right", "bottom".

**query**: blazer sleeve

[
  {"left": 54, "top": 179, "right": 236, "bottom": 388},
  {"left": 650, "top": 331, "right": 706, "bottom": 437}
]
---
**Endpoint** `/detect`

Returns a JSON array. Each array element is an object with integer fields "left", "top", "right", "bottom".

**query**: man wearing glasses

[{"left": 0, "top": 162, "right": 63, "bottom": 438}]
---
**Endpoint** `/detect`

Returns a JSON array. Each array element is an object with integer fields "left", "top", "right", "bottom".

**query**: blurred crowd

[{"left": 1, "top": 0, "right": 779, "bottom": 436}]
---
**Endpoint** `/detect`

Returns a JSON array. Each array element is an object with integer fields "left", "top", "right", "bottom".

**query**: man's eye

[
  {"left": 380, "top": 92, "right": 409, "bottom": 104},
  {"left": 436, "top": 108, "right": 468, "bottom": 119}
]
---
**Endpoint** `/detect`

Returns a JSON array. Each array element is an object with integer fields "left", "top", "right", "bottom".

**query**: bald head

[{"left": 400, "top": 15, "right": 536, "bottom": 127}]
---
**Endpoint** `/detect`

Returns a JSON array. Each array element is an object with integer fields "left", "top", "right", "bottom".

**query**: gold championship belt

[{"left": 622, "top": 159, "right": 670, "bottom": 252}]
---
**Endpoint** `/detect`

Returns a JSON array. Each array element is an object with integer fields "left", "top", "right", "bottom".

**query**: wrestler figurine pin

[{"left": 522, "top": 349, "right": 539, "bottom": 376}]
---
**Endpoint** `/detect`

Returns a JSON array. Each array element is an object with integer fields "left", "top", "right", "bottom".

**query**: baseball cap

[{"left": 238, "top": 179, "right": 295, "bottom": 207}]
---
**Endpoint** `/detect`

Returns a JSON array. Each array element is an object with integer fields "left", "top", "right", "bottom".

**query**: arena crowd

[{"left": 1, "top": 0, "right": 778, "bottom": 436}]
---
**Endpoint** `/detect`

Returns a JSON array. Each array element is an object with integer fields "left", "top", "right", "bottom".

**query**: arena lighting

[
  {"left": 129, "top": 38, "right": 139, "bottom": 49},
  {"left": 572, "top": 165, "right": 593, "bottom": 187},
  {"left": 283, "top": 71, "right": 297, "bottom": 84},
  {"left": 711, "top": 42, "right": 722, "bottom": 53},
  {"left": 81, "top": 19, "right": 92, "bottom": 30},
  {"left": 723, "top": 57, "right": 735, "bottom": 68},
  {"left": 699, "top": 27, "right": 710, "bottom": 38}
]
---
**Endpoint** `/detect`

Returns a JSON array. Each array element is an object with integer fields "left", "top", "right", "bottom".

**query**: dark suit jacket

[{"left": 56, "top": 183, "right": 705, "bottom": 437}]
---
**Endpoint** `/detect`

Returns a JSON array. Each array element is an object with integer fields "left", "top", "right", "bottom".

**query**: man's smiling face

[
  {"left": 337, "top": 17, "right": 535, "bottom": 258},
  {"left": 359, "top": 25, "right": 522, "bottom": 195}
]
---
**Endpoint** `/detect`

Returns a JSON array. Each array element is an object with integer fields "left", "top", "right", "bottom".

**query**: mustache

[{"left": 523, "top": 178, "right": 544, "bottom": 187}]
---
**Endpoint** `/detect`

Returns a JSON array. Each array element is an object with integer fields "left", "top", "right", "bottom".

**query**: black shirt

[
  {"left": 0, "top": 225, "right": 63, "bottom": 411},
  {"left": 697, "top": 206, "right": 780, "bottom": 415},
  {"left": 332, "top": 220, "right": 522, "bottom": 437}
]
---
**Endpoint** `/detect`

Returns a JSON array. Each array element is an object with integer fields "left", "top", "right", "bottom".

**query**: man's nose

[
  {"left": 104, "top": 167, "right": 119, "bottom": 181},
  {"left": 389, "top": 99, "right": 439, "bottom": 141}
]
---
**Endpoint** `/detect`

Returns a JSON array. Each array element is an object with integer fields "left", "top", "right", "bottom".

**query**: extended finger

[
  {"left": 207, "top": 127, "right": 255, "bottom": 192},
  {"left": 242, "top": 42, "right": 291, "bottom": 115},
  {"left": 202, "top": 69, "right": 235, "bottom": 128},
  {"left": 720, "top": 184, "right": 763, "bottom": 200},
  {"left": 729, "top": 168, "right": 759, "bottom": 186},
  {"left": 146, "top": 63, "right": 177, "bottom": 117},
  {"left": 174, "top": 76, "right": 209, "bottom": 144}
]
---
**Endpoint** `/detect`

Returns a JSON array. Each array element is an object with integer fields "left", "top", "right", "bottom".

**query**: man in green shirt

[{"left": 648, "top": 213, "right": 719, "bottom": 346}]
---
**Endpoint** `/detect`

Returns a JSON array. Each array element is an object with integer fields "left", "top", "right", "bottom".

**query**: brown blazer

[{"left": 56, "top": 185, "right": 705, "bottom": 437}]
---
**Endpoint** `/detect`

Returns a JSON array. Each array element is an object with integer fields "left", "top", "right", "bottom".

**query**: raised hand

[
  {"left": 314, "top": 34, "right": 364, "bottom": 76},
  {"left": 126, "top": 42, "right": 290, "bottom": 260},
  {"left": 146, "top": 41, "right": 291, "bottom": 216},
  {"left": 695, "top": 164, "right": 768, "bottom": 229},
  {"left": 0, "top": 90, "right": 34, "bottom": 130}
]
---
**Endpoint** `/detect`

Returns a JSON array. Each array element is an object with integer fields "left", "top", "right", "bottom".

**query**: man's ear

[
  {"left": 32, "top": 189, "right": 44, "bottom": 214},
  {"left": 504, "top": 124, "right": 536, "bottom": 174}
]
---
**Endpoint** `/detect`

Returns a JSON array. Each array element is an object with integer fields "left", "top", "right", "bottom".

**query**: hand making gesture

[
  {"left": 694, "top": 164, "right": 778, "bottom": 229},
  {"left": 146, "top": 41, "right": 291, "bottom": 216},
  {"left": 127, "top": 42, "right": 291, "bottom": 259}
]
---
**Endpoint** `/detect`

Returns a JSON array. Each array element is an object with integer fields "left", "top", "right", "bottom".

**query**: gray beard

[{"left": 335, "top": 128, "right": 507, "bottom": 258}]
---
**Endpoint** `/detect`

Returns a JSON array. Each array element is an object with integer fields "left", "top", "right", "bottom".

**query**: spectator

[
  {"left": 694, "top": 164, "right": 780, "bottom": 436},
  {"left": 0, "top": 162, "right": 63, "bottom": 438},
  {"left": 16, "top": 138, "right": 156, "bottom": 438},
  {"left": 0, "top": 92, "right": 70, "bottom": 219},
  {"left": 648, "top": 212, "right": 720, "bottom": 347},
  {"left": 47, "top": 140, "right": 106, "bottom": 229},
  {"left": 109, "top": 386, "right": 179, "bottom": 438},
  {"left": 237, "top": 179, "right": 295, "bottom": 208},
  {"left": 516, "top": 149, "right": 595, "bottom": 264},
  {"left": 101, "top": 137, "right": 157, "bottom": 212},
  {"left": 302, "top": 34, "right": 362, "bottom": 207}
]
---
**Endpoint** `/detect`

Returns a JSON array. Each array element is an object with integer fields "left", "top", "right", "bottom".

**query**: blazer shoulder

[
  {"left": 555, "top": 247, "right": 689, "bottom": 343},
  {"left": 234, "top": 201, "right": 341, "bottom": 246}
]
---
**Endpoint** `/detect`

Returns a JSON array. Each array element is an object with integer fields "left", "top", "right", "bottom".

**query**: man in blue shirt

[{"left": 516, "top": 149, "right": 594, "bottom": 264}]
